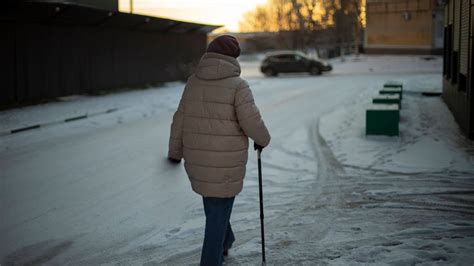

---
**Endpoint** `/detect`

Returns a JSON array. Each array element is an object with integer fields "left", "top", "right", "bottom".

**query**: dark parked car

[{"left": 260, "top": 51, "right": 332, "bottom": 77}]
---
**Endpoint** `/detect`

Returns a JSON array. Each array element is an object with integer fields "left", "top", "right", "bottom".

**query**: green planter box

[
  {"left": 373, "top": 94, "right": 401, "bottom": 109},
  {"left": 366, "top": 104, "right": 399, "bottom": 136},
  {"left": 380, "top": 87, "right": 403, "bottom": 100},
  {"left": 384, "top": 81, "right": 403, "bottom": 89}
]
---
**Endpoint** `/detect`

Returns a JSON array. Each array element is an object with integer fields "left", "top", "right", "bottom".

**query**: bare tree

[
  {"left": 352, "top": 0, "right": 364, "bottom": 56},
  {"left": 239, "top": 4, "right": 276, "bottom": 32},
  {"left": 290, "top": 0, "right": 306, "bottom": 32},
  {"left": 239, "top": 0, "right": 365, "bottom": 54},
  {"left": 339, "top": 0, "right": 364, "bottom": 56}
]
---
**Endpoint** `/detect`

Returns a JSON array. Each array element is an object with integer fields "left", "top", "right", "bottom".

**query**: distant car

[{"left": 260, "top": 51, "right": 332, "bottom": 77}]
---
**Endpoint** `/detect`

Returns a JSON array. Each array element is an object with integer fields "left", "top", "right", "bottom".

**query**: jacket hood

[{"left": 195, "top": 52, "right": 241, "bottom": 80}]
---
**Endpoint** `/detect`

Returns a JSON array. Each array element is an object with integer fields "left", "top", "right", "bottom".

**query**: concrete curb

[{"left": 0, "top": 108, "right": 118, "bottom": 137}]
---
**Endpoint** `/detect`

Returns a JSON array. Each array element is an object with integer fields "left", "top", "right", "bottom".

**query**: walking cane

[{"left": 257, "top": 149, "right": 266, "bottom": 264}]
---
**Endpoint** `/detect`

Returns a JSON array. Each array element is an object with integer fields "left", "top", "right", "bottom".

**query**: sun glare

[{"left": 119, "top": 0, "right": 268, "bottom": 32}]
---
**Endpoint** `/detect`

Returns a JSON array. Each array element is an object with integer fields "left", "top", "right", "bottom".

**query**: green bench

[
  {"left": 366, "top": 104, "right": 400, "bottom": 136},
  {"left": 382, "top": 81, "right": 403, "bottom": 99},
  {"left": 380, "top": 87, "right": 403, "bottom": 100},
  {"left": 373, "top": 94, "right": 401, "bottom": 109},
  {"left": 384, "top": 81, "right": 403, "bottom": 89}
]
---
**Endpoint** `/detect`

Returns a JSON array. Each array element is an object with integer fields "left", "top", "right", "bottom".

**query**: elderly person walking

[{"left": 168, "top": 35, "right": 271, "bottom": 266}]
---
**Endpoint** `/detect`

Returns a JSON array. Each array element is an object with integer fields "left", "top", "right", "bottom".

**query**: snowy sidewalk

[
  {"left": 3, "top": 54, "right": 473, "bottom": 265},
  {"left": 0, "top": 82, "right": 184, "bottom": 136},
  {"left": 315, "top": 77, "right": 474, "bottom": 264},
  {"left": 320, "top": 77, "right": 474, "bottom": 173}
]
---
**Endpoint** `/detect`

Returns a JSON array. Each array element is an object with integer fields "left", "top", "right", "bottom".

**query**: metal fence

[{"left": 0, "top": 2, "right": 218, "bottom": 106}]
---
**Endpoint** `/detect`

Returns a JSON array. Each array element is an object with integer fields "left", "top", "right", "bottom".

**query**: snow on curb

[
  {"left": 0, "top": 108, "right": 118, "bottom": 136},
  {"left": 313, "top": 76, "right": 474, "bottom": 266},
  {"left": 0, "top": 82, "right": 185, "bottom": 139},
  {"left": 318, "top": 77, "right": 474, "bottom": 174}
]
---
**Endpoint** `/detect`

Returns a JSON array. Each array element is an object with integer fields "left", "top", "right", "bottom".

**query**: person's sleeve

[
  {"left": 168, "top": 97, "right": 185, "bottom": 160},
  {"left": 234, "top": 81, "right": 271, "bottom": 147}
]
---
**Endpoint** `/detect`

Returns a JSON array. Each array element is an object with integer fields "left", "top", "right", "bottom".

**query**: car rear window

[{"left": 273, "top": 54, "right": 294, "bottom": 60}]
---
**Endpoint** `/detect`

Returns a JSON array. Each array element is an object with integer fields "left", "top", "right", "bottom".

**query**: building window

[
  {"left": 470, "top": 36, "right": 473, "bottom": 94},
  {"left": 459, "top": 73, "right": 466, "bottom": 91},
  {"left": 452, "top": 51, "right": 458, "bottom": 84},
  {"left": 444, "top": 27, "right": 448, "bottom": 76},
  {"left": 447, "top": 24, "right": 453, "bottom": 79}
]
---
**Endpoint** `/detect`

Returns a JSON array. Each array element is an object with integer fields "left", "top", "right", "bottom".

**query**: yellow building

[{"left": 365, "top": 0, "right": 445, "bottom": 54}]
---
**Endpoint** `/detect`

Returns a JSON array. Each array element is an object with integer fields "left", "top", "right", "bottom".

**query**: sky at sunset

[{"left": 119, "top": 0, "right": 268, "bottom": 32}]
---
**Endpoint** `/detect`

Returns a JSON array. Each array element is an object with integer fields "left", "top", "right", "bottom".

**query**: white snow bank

[
  {"left": 0, "top": 82, "right": 184, "bottom": 133},
  {"left": 317, "top": 73, "right": 474, "bottom": 265},
  {"left": 328, "top": 54, "right": 443, "bottom": 75},
  {"left": 320, "top": 74, "right": 473, "bottom": 173}
]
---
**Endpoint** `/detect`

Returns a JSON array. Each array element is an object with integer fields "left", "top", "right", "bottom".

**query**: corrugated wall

[
  {"left": 454, "top": 0, "right": 460, "bottom": 51},
  {"left": 449, "top": 0, "right": 454, "bottom": 25},
  {"left": 0, "top": 22, "right": 207, "bottom": 106},
  {"left": 460, "top": 0, "right": 470, "bottom": 74},
  {"left": 0, "top": 22, "right": 16, "bottom": 106}
]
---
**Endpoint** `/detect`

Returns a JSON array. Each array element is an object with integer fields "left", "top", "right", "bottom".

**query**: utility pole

[{"left": 130, "top": 0, "right": 133, "bottom": 13}]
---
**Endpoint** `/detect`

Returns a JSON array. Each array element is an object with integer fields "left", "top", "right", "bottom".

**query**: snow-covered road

[{"left": 2, "top": 55, "right": 472, "bottom": 265}]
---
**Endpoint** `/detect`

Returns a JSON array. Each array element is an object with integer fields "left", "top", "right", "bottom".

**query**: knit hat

[{"left": 206, "top": 35, "right": 241, "bottom": 58}]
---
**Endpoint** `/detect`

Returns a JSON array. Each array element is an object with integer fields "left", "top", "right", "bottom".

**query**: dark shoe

[
  {"left": 223, "top": 248, "right": 229, "bottom": 256},
  {"left": 167, "top": 157, "right": 181, "bottom": 164}
]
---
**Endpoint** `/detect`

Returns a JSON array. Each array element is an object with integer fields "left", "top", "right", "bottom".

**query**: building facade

[
  {"left": 0, "top": 1, "right": 219, "bottom": 107},
  {"left": 442, "top": 0, "right": 473, "bottom": 139},
  {"left": 365, "top": 0, "right": 445, "bottom": 54}
]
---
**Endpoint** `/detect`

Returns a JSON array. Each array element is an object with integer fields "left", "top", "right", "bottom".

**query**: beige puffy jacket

[{"left": 168, "top": 52, "right": 271, "bottom": 198}]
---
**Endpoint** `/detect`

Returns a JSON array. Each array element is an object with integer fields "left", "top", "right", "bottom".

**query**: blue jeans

[{"left": 200, "top": 197, "right": 235, "bottom": 266}]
